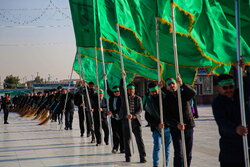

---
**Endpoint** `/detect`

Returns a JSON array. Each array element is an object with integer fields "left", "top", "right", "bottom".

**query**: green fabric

[
  {"left": 166, "top": 78, "right": 176, "bottom": 85},
  {"left": 127, "top": 85, "right": 135, "bottom": 89},
  {"left": 218, "top": 79, "right": 234, "bottom": 86},
  {"left": 149, "top": 86, "right": 159, "bottom": 92},
  {"left": 112, "top": 87, "right": 120, "bottom": 91},
  {"left": 70, "top": 0, "right": 250, "bottom": 87}
]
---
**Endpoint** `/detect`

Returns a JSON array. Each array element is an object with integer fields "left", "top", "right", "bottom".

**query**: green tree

[
  {"left": 4, "top": 75, "right": 20, "bottom": 89},
  {"left": 34, "top": 76, "right": 44, "bottom": 83}
]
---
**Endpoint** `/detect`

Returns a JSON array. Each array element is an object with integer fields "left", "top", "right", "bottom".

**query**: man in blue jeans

[{"left": 145, "top": 82, "right": 172, "bottom": 167}]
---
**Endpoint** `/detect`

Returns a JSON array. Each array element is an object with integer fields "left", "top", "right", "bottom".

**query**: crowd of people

[{"left": 1, "top": 71, "right": 250, "bottom": 167}]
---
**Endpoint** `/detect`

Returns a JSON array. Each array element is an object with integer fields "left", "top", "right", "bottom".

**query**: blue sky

[{"left": 0, "top": 0, "right": 79, "bottom": 84}]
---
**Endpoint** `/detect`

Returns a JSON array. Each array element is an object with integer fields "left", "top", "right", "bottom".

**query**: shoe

[
  {"left": 96, "top": 143, "right": 100, "bottom": 146},
  {"left": 80, "top": 133, "right": 83, "bottom": 137},
  {"left": 112, "top": 149, "right": 117, "bottom": 154},
  {"left": 64, "top": 127, "right": 68, "bottom": 130},
  {"left": 105, "top": 142, "right": 109, "bottom": 145},
  {"left": 140, "top": 158, "right": 147, "bottom": 163},
  {"left": 87, "top": 133, "right": 90, "bottom": 137},
  {"left": 91, "top": 139, "right": 95, "bottom": 143},
  {"left": 69, "top": 127, "right": 72, "bottom": 130},
  {"left": 4, "top": 122, "right": 9, "bottom": 124},
  {"left": 125, "top": 157, "right": 131, "bottom": 162}
]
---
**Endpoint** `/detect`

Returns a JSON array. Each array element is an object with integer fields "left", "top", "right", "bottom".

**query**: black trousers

[
  {"left": 78, "top": 107, "right": 85, "bottom": 134},
  {"left": 93, "top": 113, "right": 109, "bottom": 144},
  {"left": 220, "top": 162, "right": 245, "bottom": 167},
  {"left": 122, "top": 119, "right": 146, "bottom": 159},
  {"left": 170, "top": 127, "right": 194, "bottom": 167},
  {"left": 86, "top": 110, "right": 94, "bottom": 134},
  {"left": 3, "top": 108, "right": 9, "bottom": 123},
  {"left": 111, "top": 118, "right": 124, "bottom": 151},
  {"left": 65, "top": 111, "right": 74, "bottom": 129}
]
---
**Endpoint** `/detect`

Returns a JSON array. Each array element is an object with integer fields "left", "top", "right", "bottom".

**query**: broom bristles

[
  {"left": 32, "top": 109, "right": 45, "bottom": 120},
  {"left": 38, "top": 114, "right": 53, "bottom": 125},
  {"left": 38, "top": 110, "right": 49, "bottom": 121}
]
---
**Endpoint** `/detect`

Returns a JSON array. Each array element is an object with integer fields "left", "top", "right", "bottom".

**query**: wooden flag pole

[
  {"left": 94, "top": 47, "right": 103, "bottom": 145},
  {"left": 235, "top": 1, "right": 250, "bottom": 166},
  {"left": 171, "top": 2, "right": 188, "bottom": 167},
  {"left": 116, "top": 24, "right": 134, "bottom": 154},
  {"left": 155, "top": 17, "right": 167, "bottom": 167},
  {"left": 100, "top": 38, "right": 114, "bottom": 148}
]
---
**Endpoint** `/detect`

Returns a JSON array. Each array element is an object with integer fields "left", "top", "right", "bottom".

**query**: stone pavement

[{"left": 0, "top": 106, "right": 220, "bottom": 167}]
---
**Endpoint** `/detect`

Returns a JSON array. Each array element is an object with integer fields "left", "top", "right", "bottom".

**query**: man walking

[
  {"left": 145, "top": 82, "right": 172, "bottom": 167},
  {"left": 212, "top": 74, "right": 250, "bottom": 167}
]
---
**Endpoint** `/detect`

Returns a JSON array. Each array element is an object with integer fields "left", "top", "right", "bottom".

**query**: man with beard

[
  {"left": 212, "top": 74, "right": 250, "bottom": 167},
  {"left": 119, "top": 72, "right": 146, "bottom": 163},
  {"left": 162, "top": 76, "right": 196, "bottom": 167},
  {"left": 144, "top": 82, "right": 172, "bottom": 167}
]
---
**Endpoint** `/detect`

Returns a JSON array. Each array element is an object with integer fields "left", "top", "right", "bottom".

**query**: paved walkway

[{"left": 0, "top": 106, "right": 220, "bottom": 167}]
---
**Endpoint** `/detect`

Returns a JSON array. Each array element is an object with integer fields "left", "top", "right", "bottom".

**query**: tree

[
  {"left": 4, "top": 75, "right": 20, "bottom": 89},
  {"left": 34, "top": 76, "right": 44, "bottom": 83}
]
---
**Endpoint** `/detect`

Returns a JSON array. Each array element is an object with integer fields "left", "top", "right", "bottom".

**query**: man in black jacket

[
  {"left": 2, "top": 93, "right": 12, "bottom": 124},
  {"left": 212, "top": 74, "right": 250, "bottom": 167},
  {"left": 119, "top": 74, "right": 146, "bottom": 163},
  {"left": 163, "top": 76, "right": 196, "bottom": 167},
  {"left": 92, "top": 89, "right": 109, "bottom": 146},
  {"left": 74, "top": 85, "right": 86, "bottom": 137},
  {"left": 59, "top": 89, "right": 75, "bottom": 130},
  {"left": 145, "top": 82, "right": 172, "bottom": 167},
  {"left": 108, "top": 85, "right": 124, "bottom": 153}
]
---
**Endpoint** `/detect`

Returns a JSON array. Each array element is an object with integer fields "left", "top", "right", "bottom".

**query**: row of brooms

[{"left": 11, "top": 102, "right": 56, "bottom": 125}]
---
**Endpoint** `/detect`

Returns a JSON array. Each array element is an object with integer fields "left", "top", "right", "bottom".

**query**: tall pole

[
  {"left": 235, "top": 1, "right": 250, "bottom": 166},
  {"left": 77, "top": 47, "right": 95, "bottom": 132},
  {"left": 100, "top": 38, "right": 114, "bottom": 148},
  {"left": 116, "top": 24, "right": 134, "bottom": 153},
  {"left": 77, "top": 50, "right": 87, "bottom": 133},
  {"left": 94, "top": 47, "right": 103, "bottom": 144},
  {"left": 171, "top": 2, "right": 188, "bottom": 167},
  {"left": 155, "top": 18, "right": 166, "bottom": 167}
]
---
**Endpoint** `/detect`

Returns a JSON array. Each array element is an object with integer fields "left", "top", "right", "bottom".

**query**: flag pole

[
  {"left": 60, "top": 67, "right": 74, "bottom": 130},
  {"left": 116, "top": 24, "right": 134, "bottom": 154},
  {"left": 77, "top": 49, "right": 87, "bottom": 134},
  {"left": 171, "top": 1, "right": 188, "bottom": 167},
  {"left": 77, "top": 48, "right": 95, "bottom": 134},
  {"left": 235, "top": 1, "right": 250, "bottom": 166},
  {"left": 100, "top": 38, "right": 114, "bottom": 148},
  {"left": 155, "top": 17, "right": 166, "bottom": 167},
  {"left": 94, "top": 47, "right": 103, "bottom": 145}
]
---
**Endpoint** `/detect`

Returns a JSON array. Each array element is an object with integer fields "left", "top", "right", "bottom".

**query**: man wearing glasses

[{"left": 212, "top": 74, "right": 250, "bottom": 167}]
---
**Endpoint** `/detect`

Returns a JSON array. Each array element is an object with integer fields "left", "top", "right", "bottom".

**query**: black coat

[
  {"left": 119, "top": 79, "right": 142, "bottom": 126},
  {"left": 163, "top": 84, "right": 196, "bottom": 129},
  {"left": 212, "top": 91, "right": 250, "bottom": 163}
]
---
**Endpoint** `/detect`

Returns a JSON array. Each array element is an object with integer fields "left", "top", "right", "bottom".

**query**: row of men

[{"left": 2, "top": 72, "right": 250, "bottom": 167}]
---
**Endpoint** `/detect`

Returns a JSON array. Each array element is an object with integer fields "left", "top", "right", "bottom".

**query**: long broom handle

[
  {"left": 155, "top": 17, "right": 166, "bottom": 167},
  {"left": 100, "top": 38, "right": 114, "bottom": 148},
  {"left": 171, "top": 2, "right": 188, "bottom": 167},
  {"left": 116, "top": 24, "right": 134, "bottom": 154},
  {"left": 235, "top": 1, "right": 250, "bottom": 166}
]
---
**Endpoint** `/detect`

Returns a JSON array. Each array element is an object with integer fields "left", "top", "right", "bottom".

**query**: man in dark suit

[
  {"left": 2, "top": 93, "right": 12, "bottom": 124},
  {"left": 119, "top": 74, "right": 146, "bottom": 163}
]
